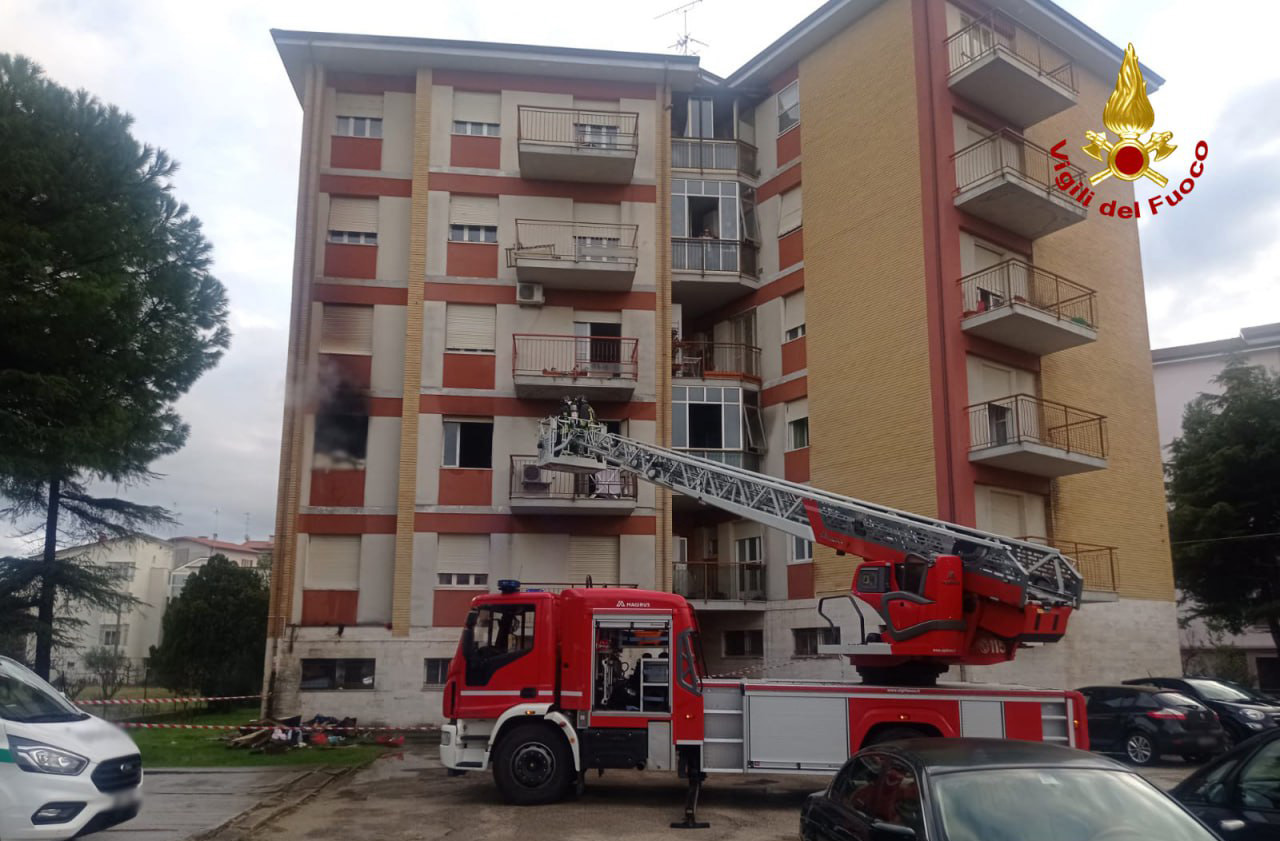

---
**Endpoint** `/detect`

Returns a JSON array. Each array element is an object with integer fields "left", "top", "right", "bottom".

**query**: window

[
  {"left": 706, "top": 535, "right": 719, "bottom": 558},
  {"left": 576, "top": 122, "right": 620, "bottom": 148},
  {"left": 448, "top": 224, "right": 497, "bottom": 243},
  {"left": 452, "top": 120, "right": 499, "bottom": 136},
  {"left": 100, "top": 624, "right": 128, "bottom": 647},
  {"left": 107, "top": 562, "right": 136, "bottom": 582},
  {"left": 328, "top": 197, "right": 378, "bottom": 245},
  {"left": 438, "top": 572, "right": 489, "bottom": 587},
  {"left": 335, "top": 116, "right": 383, "bottom": 138},
  {"left": 299, "top": 658, "right": 375, "bottom": 691},
  {"left": 319, "top": 304, "right": 374, "bottom": 355},
  {"left": 788, "top": 418, "right": 809, "bottom": 450},
  {"left": 777, "top": 80, "right": 800, "bottom": 135},
  {"left": 778, "top": 186, "right": 802, "bottom": 235},
  {"left": 592, "top": 620, "right": 671, "bottom": 712},
  {"left": 783, "top": 290, "right": 806, "bottom": 342},
  {"left": 735, "top": 536, "right": 762, "bottom": 563},
  {"left": 424, "top": 658, "right": 451, "bottom": 686},
  {"left": 1239, "top": 740, "right": 1280, "bottom": 809},
  {"left": 444, "top": 303, "right": 496, "bottom": 352},
  {"left": 672, "top": 385, "right": 764, "bottom": 461},
  {"left": 315, "top": 411, "right": 368, "bottom": 463},
  {"left": 305, "top": 536, "right": 360, "bottom": 589},
  {"left": 449, "top": 195, "right": 498, "bottom": 244},
  {"left": 466, "top": 603, "right": 537, "bottom": 682},
  {"left": 793, "top": 626, "right": 839, "bottom": 656},
  {"left": 442, "top": 420, "right": 494, "bottom": 468},
  {"left": 724, "top": 629, "right": 763, "bottom": 657},
  {"left": 328, "top": 230, "right": 377, "bottom": 245},
  {"left": 790, "top": 536, "right": 813, "bottom": 564}
]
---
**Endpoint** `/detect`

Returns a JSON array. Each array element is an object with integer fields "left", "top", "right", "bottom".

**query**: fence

[
  {"left": 512, "top": 334, "right": 639, "bottom": 381},
  {"left": 673, "top": 561, "right": 766, "bottom": 601},
  {"left": 966, "top": 394, "right": 1107, "bottom": 459},
  {"left": 953, "top": 128, "right": 1084, "bottom": 194},
  {"left": 509, "top": 455, "right": 637, "bottom": 502},
  {"left": 959, "top": 259, "right": 1097, "bottom": 327},
  {"left": 672, "top": 238, "right": 759, "bottom": 276},
  {"left": 945, "top": 9, "right": 1076, "bottom": 92},
  {"left": 671, "top": 138, "right": 758, "bottom": 176},
  {"left": 1021, "top": 536, "right": 1118, "bottom": 593},
  {"left": 506, "top": 220, "right": 639, "bottom": 267},
  {"left": 517, "top": 105, "right": 639, "bottom": 152},
  {"left": 673, "top": 341, "right": 761, "bottom": 380}
]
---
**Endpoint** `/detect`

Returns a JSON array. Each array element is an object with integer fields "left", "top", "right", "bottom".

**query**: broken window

[
  {"left": 314, "top": 410, "right": 368, "bottom": 465},
  {"left": 299, "top": 658, "right": 375, "bottom": 691},
  {"left": 443, "top": 420, "right": 493, "bottom": 468},
  {"left": 723, "top": 629, "right": 763, "bottom": 657}
]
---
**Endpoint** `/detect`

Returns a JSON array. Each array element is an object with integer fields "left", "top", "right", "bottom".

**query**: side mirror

[{"left": 870, "top": 822, "right": 916, "bottom": 841}]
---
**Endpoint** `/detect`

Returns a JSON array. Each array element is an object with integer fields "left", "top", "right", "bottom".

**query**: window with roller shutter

[
  {"left": 328, "top": 197, "right": 379, "bottom": 244},
  {"left": 319, "top": 305, "right": 373, "bottom": 355},
  {"left": 778, "top": 186, "right": 802, "bottom": 235},
  {"left": 437, "top": 535, "right": 490, "bottom": 581},
  {"left": 783, "top": 290, "right": 806, "bottom": 341},
  {"left": 305, "top": 536, "right": 360, "bottom": 590},
  {"left": 445, "top": 304, "right": 496, "bottom": 352},
  {"left": 568, "top": 535, "right": 619, "bottom": 586}
]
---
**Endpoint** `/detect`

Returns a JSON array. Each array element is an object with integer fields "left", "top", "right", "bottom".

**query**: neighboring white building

[{"left": 1153, "top": 322, "right": 1280, "bottom": 691}]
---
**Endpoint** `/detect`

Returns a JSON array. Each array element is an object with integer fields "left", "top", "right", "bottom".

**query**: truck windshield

[{"left": 0, "top": 656, "right": 89, "bottom": 723}]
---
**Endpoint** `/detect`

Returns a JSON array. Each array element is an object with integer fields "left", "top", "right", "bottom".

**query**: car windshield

[
  {"left": 1185, "top": 679, "right": 1253, "bottom": 702},
  {"left": 934, "top": 767, "right": 1217, "bottom": 841},
  {"left": 0, "top": 657, "right": 88, "bottom": 723}
]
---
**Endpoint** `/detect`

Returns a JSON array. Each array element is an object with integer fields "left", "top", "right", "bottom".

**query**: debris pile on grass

[{"left": 225, "top": 714, "right": 404, "bottom": 754}]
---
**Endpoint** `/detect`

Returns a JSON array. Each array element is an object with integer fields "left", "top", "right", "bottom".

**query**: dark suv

[
  {"left": 1124, "top": 677, "right": 1280, "bottom": 747},
  {"left": 1078, "top": 684, "right": 1226, "bottom": 765}
]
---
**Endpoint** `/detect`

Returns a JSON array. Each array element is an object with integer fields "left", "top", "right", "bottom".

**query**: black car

[
  {"left": 1124, "top": 677, "right": 1280, "bottom": 747},
  {"left": 1172, "top": 728, "right": 1280, "bottom": 840},
  {"left": 1078, "top": 684, "right": 1227, "bottom": 765},
  {"left": 800, "top": 738, "right": 1218, "bottom": 841}
]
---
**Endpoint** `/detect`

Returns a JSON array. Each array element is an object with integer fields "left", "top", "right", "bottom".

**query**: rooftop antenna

[
  {"left": 213, "top": 507, "right": 219, "bottom": 542},
  {"left": 244, "top": 512, "right": 251, "bottom": 543},
  {"left": 657, "top": 0, "right": 709, "bottom": 56}
]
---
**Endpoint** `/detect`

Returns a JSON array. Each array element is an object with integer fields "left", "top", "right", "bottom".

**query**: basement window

[
  {"left": 793, "top": 627, "right": 839, "bottom": 657},
  {"left": 300, "top": 658, "right": 375, "bottom": 691},
  {"left": 424, "top": 658, "right": 450, "bottom": 686},
  {"left": 724, "top": 629, "right": 763, "bottom": 658},
  {"left": 443, "top": 420, "right": 493, "bottom": 468}
]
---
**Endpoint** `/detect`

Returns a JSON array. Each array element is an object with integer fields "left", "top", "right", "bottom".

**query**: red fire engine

[{"left": 439, "top": 411, "right": 1089, "bottom": 823}]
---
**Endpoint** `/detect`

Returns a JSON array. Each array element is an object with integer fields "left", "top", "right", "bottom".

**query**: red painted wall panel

[
  {"left": 301, "top": 590, "right": 358, "bottom": 626},
  {"left": 777, "top": 126, "right": 802, "bottom": 167},
  {"left": 434, "top": 589, "right": 487, "bottom": 627},
  {"left": 438, "top": 469, "right": 493, "bottom": 505},
  {"left": 324, "top": 243, "right": 378, "bottom": 279},
  {"left": 313, "top": 283, "right": 407, "bottom": 305},
  {"left": 779, "top": 228, "right": 804, "bottom": 269},
  {"left": 330, "top": 136, "right": 382, "bottom": 171},
  {"left": 784, "top": 447, "right": 810, "bottom": 483},
  {"left": 762, "top": 376, "right": 807, "bottom": 407},
  {"left": 450, "top": 135, "right": 501, "bottom": 169},
  {"left": 442, "top": 353, "right": 496, "bottom": 389},
  {"left": 446, "top": 242, "right": 498, "bottom": 278},
  {"left": 781, "top": 337, "right": 807, "bottom": 375},
  {"left": 787, "top": 562, "right": 815, "bottom": 600},
  {"left": 310, "top": 469, "right": 366, "bottom": 507}
]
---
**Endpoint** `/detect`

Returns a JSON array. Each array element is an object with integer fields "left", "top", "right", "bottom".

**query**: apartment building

[{"left": 267, "top": 0, "right": 1179, "bottom": 724}]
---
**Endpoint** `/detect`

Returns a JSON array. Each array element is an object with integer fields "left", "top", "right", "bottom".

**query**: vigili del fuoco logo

[{"left": 1050, "top": 43, "right": 1208, "bottom": 219}]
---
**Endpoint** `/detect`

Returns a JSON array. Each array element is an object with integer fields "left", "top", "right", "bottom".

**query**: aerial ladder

[{"left": 537, "top": 403, "right": 1083, "bottom": 686}]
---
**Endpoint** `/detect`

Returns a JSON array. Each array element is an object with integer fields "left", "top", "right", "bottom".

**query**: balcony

[
  {"left": 671, "top": 138, "right": 759, "bottom": 178},
  {"left": 959, "top": 259, "right": 1098, "bottom": 355},
  {"left": 517, "top": 106, "right": 639, "bottom": 183},
  {"left": 509, "top": 455, "right": 636, "bottom": 516},
  {"left": 507, "top": 220, "right": 638, "bottom": 291},
  {"left": 673, "top": 341, "right": 761, "bottom": 383},
  {"left": 946, "top": 11, "right": 1077, "bottom": 127},
  {"left": 967, "top": 394, "right": 1107, "bottom": 477},
  {"left": 512, "top": 334, "right": 638, "bottom": 400},
  {"left": 672, "top": 238, "right": 760, "bottom": 316},
  {"left": 1021, "top": 536, "right": 1118, "bottom": 599},
  {"left": 953, "top": 130, "right": 1086, "bottom": 239},
  {"left": 674, "top": 561, "right": 767, "bottom": 608}
]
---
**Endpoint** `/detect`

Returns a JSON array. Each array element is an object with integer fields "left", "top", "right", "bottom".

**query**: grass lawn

[{"left": 125, "top": 707, "right": 387, "bottom": 768}]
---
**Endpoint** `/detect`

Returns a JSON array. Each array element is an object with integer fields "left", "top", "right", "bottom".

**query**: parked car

[
  {"left": 0, "top": 655, "right": 143, "bottom": 840},
  {"left": 799, "top": 737, "right": 1218, "bottom": 841},
  {"left": 1172, "top": 728, "right": 1280, "bottom": 840},
  {"left": 1124, "top": 677, "right": 1280, "bottom": 747},
  {"left": 1214, "top": 678, "right": 1280, "bottom": 706},
  {"left": 1078, "top": 684, "right": 1227, "bottom": 765}
]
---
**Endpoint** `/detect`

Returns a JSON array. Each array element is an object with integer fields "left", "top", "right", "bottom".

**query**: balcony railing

[
  {"left": 945, "top": 10, "right": 1076, "bottom": 93},
  {"left": 967, "top": 394, "right": 1107, "bottom": 459},
  {"left": 960, "top": 259, "right": 1097, "bottom": 327},
  {"left": 507, "top": 220, "right": 639, "bottom": 267},
  {"left": 512, "top": 334, "right": 639, "bottom": 380},
  {"left": 1021, "top": 536, "right": 1118, "bottom": 593},
  {"left": 510, "top": 455, "right": 637, "bottom": 502},
  {"left": 517, "top": 106, "right": 639, "bottom": 152},
  {"left": 671, "top": 138, "right": 759, "bottom": 177},
  {"left": 673, "top": 341, "right": 761, "bottom": 380},
  {"left": 953, "top": 129, "right": 1084, "bottom": 196},
  {"left": 677, "top": 450, "right": 761, "bottom": 471},
  {"left": 673, "top": 561, "right": 766, "bottom": 601},
  {"left": 672, "top": 238, "right": 759, "bottom": 276}
]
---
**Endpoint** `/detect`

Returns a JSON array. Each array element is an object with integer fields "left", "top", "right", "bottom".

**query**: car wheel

[
  {"left": 492, "top": 723, "right": 573, "bottom": 805},
  {"left": 1124, "top": 731, "right": 1157, "bottom": 766}
]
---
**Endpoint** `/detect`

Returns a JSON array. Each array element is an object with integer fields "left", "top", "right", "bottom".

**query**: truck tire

[
  {"left": 492, "top": 723, "right": 572, "bottom": 806},
  {"left": 865, "top": 726, "right": 934, "bottom": 746}
]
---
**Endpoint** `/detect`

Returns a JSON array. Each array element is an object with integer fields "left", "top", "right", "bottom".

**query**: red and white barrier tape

[
  {"left": 78, "top": 694, "right": 262, "bottom": 706},
  {"left": 116, "top": 721, "right": 437, "bottom": 732}
]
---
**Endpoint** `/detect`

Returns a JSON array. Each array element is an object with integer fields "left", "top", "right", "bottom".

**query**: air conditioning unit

[
  {"left": 516, "top": 282, "right": 544, "bottom": 307},
  {"left": 521, "top": 464, "right": 549, "bottom": 486}
]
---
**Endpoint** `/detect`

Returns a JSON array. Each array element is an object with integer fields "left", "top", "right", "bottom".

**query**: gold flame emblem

[{"left": 1082, "top": 43, "right": 1176, "bottom": 186}]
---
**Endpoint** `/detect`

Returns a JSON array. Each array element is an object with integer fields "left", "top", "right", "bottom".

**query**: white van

[{"left": 0, "top": 656, "right": 143, "bottom": 839}]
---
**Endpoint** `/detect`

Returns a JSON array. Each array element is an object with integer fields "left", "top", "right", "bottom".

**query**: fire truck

[{"left": 439, "top": 410, "right": 1089, "bottom": 821}]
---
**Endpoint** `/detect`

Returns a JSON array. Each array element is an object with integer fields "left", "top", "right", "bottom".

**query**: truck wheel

[
  {"left": 865, "top": 726, "right": 932, "bottom": 746},
  {"left": 492, "top": 723, "right": 572, "bottom": 805}
]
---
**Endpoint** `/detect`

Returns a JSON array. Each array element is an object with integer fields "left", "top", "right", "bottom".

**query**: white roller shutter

[
  {"left": 785, "top": 397, "right": 809, "bottom": 423},
  {"left": 778, "top": 186, "right": 802, "bottom": 234},
  {"left": 445, "top": 304, "right": 496, "bottom": 352},
  {"left": 335, "top": 93, "right": 383, "bottom": 118},
  {"left": 449, "top": 195, "right": 498, "bottom": 226},
  {"left": 305, "top": 536, "right": 360, "bottom": 589},
  {"left": 329, "top": 197, "right": 379, "bottom": 233},
  {"left": 453, "top": 92, "right": 500, "bottom": 123},
  {"left": 438, "top": 534, "right": 490, "bottom": 573},
  {"left": 320, "top": 304, "right": 373, "bottom": 355},
  {"left": 783, "top": 291, "right": 805, "bottom": 333},
  {"left": 569, "top": 535, "right": 619, "bottom": 585}
]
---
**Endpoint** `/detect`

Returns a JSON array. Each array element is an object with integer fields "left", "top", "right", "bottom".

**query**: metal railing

[
  {"left": 953, "top": 128, "right": 1084, "bottom": 195},
  {"left": 517, "top": 105, "right": 639, "bottom": 152},
  {"left": 966, "top": 394, "right": 1107, "bottom": 459},
  {"left": 672, "top": 238, "right": 759, "bottom": 277},
  {"left": 671, "top": 138, "right": 759, "bottom": 177},
  {"left": 673, "top": 341, "right": 761, "bottom": 380},
  {"left": 673, "top": 561, "right": 766, "bottom": 601},
  {"left": 959, "top": 259, "right": 1097, "bottom": 327},
  {"left": 675, "top": 450, "right": 761, "bottom": 471},
  {"left": 506, "top": 220, "right": 639, "bottom": 268},
  {"left": 1020, "top": 536, "right": 1117, "bottom": 592},
  {"left": 512, "top": 334, "right": 639, "bottom": 380},
  {"left": 945, "top": 10, "right": 1077, "bottom": 92},
  {"left": 509, "top": 455, "right": 637, "bottom": 502}
]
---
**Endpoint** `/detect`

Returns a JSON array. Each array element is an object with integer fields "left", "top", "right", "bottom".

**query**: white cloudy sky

[{"left": 1, "top": 0, "right": 1275, "bottom": 553}]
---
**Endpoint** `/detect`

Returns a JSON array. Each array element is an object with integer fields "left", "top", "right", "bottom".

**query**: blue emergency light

[{"left": 497, "top": 579, "right": 522, "bottom": 594}]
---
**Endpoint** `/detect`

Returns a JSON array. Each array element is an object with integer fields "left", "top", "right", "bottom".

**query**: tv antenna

[{"left": 657, "top": 0, "right": 709, "bottom": 55}]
